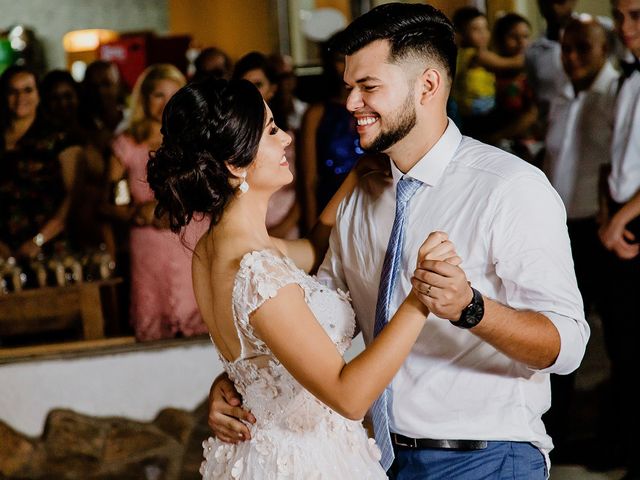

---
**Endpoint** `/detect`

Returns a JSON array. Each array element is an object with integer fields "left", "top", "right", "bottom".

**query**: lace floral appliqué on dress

[{"left": 200, "top": 250, "right": 386, "bottom": 479}]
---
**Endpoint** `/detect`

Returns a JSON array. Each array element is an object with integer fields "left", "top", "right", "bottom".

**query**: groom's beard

[{"left": 362, "top": 90, "right": 417, "bottom": 154}]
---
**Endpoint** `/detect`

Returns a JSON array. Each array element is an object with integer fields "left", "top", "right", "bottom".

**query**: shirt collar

[
  {"left": 564, "top": 61, "right": 619, "bottom": 99},
  {"left": 390, "top": 118, "right": 462, "bottom": 188},
  {"left": 591, "top": 61, "right": 619, "bottom": 93},
  {"left": 621, "top": 48, "right": 637, "bottom": 64},
  {"left": 533, "top": 35, "right": 559, "bottom": 49}
]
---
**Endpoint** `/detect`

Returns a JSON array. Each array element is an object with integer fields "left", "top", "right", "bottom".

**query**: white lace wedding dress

[{"left": 200, "top": 249, "right": 386, "bottom": 479}]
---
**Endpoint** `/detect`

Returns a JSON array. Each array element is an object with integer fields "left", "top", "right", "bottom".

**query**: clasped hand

[{"left": 411, "top": 231, "right": 474, "bottom": 321}]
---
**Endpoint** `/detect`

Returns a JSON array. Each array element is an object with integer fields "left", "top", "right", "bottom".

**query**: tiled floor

[{"left": 551, "top": 465, "right": 627, "bottom": 480}]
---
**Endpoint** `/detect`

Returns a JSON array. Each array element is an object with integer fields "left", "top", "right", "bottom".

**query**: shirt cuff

[{"left": 534, "top": 311, "right": 589, "bottom": 375}]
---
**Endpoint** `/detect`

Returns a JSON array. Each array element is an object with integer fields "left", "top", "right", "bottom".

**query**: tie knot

[{"left": 396, "top": 177, "right": 422, "bottom": 205}]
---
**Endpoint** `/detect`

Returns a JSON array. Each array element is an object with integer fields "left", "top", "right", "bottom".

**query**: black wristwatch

[{"left": 451, "top": 287, "right": 484, "bottom": 329}]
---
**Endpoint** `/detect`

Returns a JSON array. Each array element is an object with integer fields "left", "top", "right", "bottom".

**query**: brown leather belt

[{"left": 391, "top": 433, "right": 488, "bottom": 450}]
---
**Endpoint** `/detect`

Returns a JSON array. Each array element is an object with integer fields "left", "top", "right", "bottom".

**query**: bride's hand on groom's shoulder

[
  {"left": 208, "top": 374, "right": 256, "bottom": 443},
  {"left": 411, "top": 231, "right": 472, "bottom": 321}
]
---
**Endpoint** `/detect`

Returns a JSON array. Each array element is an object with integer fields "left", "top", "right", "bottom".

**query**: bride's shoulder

[
  {"left": 233, "top": 249, "right": 305, "bottom": 316},
  {"left": 237, "top": 248, "right": 297, "bottom": 277}
]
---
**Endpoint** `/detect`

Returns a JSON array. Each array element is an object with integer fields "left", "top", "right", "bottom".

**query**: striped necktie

[{"left": 371, "top": 176, "right": 422, "bottom": 471}]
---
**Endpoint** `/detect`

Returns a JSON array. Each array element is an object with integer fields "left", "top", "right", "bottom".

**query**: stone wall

[{"left": 0, "top": 403, "right": 208, "bottom": 479}]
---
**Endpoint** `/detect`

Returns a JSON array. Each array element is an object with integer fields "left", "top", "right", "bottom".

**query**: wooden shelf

[
  {"left": 0, "top": 335, "right": 211, "bottom": 365},
  {"left": 0, "top": 336, "right": 136, "bottom": 363},
  {"left": 0, "top": 278, "right": 122, "bottom": 341}
]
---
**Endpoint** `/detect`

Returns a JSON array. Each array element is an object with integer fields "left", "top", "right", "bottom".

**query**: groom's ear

[{"left": 418, "top": 68, "right": 443, "bottom": 104}]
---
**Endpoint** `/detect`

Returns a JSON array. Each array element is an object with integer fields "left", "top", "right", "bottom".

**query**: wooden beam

[{"left": 0, "top": 337, "right": 136, "bottom": 362}]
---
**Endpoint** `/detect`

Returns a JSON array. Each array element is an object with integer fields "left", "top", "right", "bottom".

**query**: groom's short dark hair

[{"left": 330, "top": 2, "right": 457, "bottom": 82}]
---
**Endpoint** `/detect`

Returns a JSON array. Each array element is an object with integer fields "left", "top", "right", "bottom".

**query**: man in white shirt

[
  {"left": 542, "top": 16, "right": 618, "bottom": 458},
  {"left": 525, "top": 0, "right": 577, "bottom": 133},
  {"left": 526, "top": 0, "right": 618, "bottom": 137},
  {"left": 597, "top": 1, "right": 640, "bottom": 478},
  {"left": 209, "top": 3, "right": 588, "bottom": 478}
]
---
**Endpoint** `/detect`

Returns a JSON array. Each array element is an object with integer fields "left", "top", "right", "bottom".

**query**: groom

[{"left": 209, "top": 3, "right": 588, "bottom": 478}]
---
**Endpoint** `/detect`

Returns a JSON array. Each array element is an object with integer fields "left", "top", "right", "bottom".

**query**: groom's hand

[
  {"left": 208, "top": 373, "right": 256, "bottom": 443},
  {"left": 411, "top": 231, "right": 471, "bottom": 320}
]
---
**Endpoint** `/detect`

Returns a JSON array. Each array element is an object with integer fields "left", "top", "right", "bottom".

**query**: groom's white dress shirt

[{"left": 318, "top": 120, "right": 589, "bottom": 464}]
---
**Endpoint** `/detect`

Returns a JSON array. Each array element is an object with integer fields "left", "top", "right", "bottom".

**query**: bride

[{"left": 146, "top": 77, "right": 459, "bottom": 479}]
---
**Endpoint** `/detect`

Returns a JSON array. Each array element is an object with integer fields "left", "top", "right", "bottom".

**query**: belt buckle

[{"left": 392, "top": 433, "right": 417, "bottom": 448}]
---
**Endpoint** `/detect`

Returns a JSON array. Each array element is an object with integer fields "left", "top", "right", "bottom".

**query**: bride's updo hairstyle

[{"left": 147, "top": 78, "right": 265, "bottom": 232}]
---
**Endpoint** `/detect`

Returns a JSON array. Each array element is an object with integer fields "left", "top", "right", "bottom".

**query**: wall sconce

[
  {"left": 62, "top": 29, "right": 119, "bottom": 81},
  {"left": 62, "top": 29, "right": 118, "bottom": 53}
]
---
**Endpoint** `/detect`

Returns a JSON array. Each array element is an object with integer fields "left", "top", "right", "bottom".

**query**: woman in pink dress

[{"left": 108, "top": 64, "right": 208, "bottom": 340}]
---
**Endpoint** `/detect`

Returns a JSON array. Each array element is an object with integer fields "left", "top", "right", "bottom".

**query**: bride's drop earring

[{"left": 238, "top": 171, "right": 249, "bottom": 195}]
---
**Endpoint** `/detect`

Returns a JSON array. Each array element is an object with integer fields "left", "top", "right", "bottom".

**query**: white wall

[
  {"left": 0, "top": 0, "right": 168, "bottom": 70},
  {"left": 577, "top": 0, "right": 611, "bottom": 18},
  {"left": 0, "top": 334, "right": 366, "bottom": 438},
  {"left": 0, "top": 340, "right": 220, "bottom": 437}
]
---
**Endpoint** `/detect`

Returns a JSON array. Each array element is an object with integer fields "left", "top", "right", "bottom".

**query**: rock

[
  {"left": 43, "top": 409, "right": 106, "bottom": 461},
  {"left": 153, "top": 408, "right": 195, "bottom": 444},
  {"left": 0, "top": 403, "right": 208, "bottom": 480},
  {"left": 0, "top": 421, "right": 39, "bottom": 476},
  {"left": 102, "top": 420, "right": 170, "bottom": 463}
]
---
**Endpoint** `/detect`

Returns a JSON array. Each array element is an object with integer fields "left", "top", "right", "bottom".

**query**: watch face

[
  {"left": 465, "top": 303, "right": 484, "bottom": 325},
  {"left": 456, "top": 288, "right": 484, "bottom": 328}
]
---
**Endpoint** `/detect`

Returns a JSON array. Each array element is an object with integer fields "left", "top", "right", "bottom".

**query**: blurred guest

[
  {"left": 268, "top": 53, "right": 308, "bottom": 131},
  {"left": 233, "top": 52, "right": 278, "bottom": 108},
  {"left": 487, "top": 13, "right": 539, "bottom": 161},
  {"left": 542, "top": 16, "right": 617, "bottom": 458},
  {"left": 0, "top": 65, "right": 82, "bottom": 260},
  {"left": 299, "top": 34, "right": 362, "bottom": 232},
  {"left": 451, "top": 7, "right": 525, "bottom": 137},
  {"left": 233, "top": 52, "right": 300, "bottom": 239},
  {"left": 596, "top": 1, "right": 640, "bottom": 476},
  {"left": 526, "top": 0, "right": 577, "bottom": 135},
  {"left": 80, "top": 60, "right": 127, "bottom": 142},
  {"left": 40, "top": 69, "right": 82, "bottom": 135},
  {"left": 107, "top": 64, "right": 208, "bottom": 341},
  {"left": 40, "top": 69, "right": 111, "bottom": 254},
  {"left": 76, "top": 61, "right": 129, "bottom": 267},
  {"left": 191, "top": 46, "right": 232, "bottom": 83}
]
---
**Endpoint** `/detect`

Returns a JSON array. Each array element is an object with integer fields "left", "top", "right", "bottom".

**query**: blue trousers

[{"left": 388, "top": 441, "right": 547, "bottom": 480}]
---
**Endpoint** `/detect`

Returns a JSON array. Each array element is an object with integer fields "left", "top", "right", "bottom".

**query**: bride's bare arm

[
  {"left": 253, "top": 232, "right": 456, "bottom": 420},
  {"left": 208, "top": 231, "right": 459, "bottom": 438},
  {"left": 252, "top": 286, "right": 426, "bottom": 419},
  {"left": 272, "top": 154, "right": 389, "bottom": 273}
]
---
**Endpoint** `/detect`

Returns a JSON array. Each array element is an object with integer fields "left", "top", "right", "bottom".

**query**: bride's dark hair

[{"left": 147, "top": 78, "right": 265, "bottom": 232}]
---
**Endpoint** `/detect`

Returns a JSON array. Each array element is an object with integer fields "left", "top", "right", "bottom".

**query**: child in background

[
  {"left": 489, "top": 13, "right": 540, "bottom": 163},
  {"left": 452, "top": 7, "right": 526, "bottom": 138}
]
